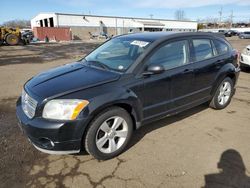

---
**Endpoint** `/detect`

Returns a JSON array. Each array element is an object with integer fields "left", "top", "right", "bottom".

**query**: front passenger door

[{"left": 142, "top": 39, "right": 194, "bottom": 121}]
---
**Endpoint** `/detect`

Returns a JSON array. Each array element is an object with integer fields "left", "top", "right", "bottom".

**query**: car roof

[
  {"left": 115, "top": 31, "right": 225, "bottom": 42},
  {"left": 116, "top": 32, "right": 174, "bottom": 42}
]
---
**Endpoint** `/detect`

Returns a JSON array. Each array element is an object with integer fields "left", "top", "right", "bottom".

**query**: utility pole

[
  {"left": 218, "top": 6, "right": 223, "bottom": 28},
  {"left": 229, "top": 10, "right": 234, "bottom": 29}
]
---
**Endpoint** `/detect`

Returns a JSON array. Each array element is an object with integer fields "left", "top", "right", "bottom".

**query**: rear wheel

[
  {"left": 5, "top": 34, "right": 19, "bottom": 45},
  {"left": 210, "top": 77, "right": 234, "bottom": 109},
  {"left": 84, "top": 107, "right": 133, "bottom": 160}
]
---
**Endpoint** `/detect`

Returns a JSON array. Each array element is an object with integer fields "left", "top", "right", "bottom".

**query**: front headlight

[
  {"left": 242, "top": 48, "right": 250, "bottom": 56},
  {"left": 42, "top": 99, "right": 89, "bottom": 120}
]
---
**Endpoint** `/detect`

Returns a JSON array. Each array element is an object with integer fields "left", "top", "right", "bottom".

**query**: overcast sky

[{"left": 1, "top": 0, "right": 250, "bottom": 24}]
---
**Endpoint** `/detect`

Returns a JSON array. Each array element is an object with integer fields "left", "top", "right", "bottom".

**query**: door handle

[
  {"left": 215, "top": 60, "right": 224, "bottom": 69},
  {"left": 183, "top": 69, "right": 193, "bottom": 74},
  {"left": 217, "top": 59, "right": 225, "bottom": 63}
]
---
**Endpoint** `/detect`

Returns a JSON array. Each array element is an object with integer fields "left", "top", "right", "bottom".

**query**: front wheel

[
  {"left": 84, "top": 107, "right": 133, "bottom": 160},
  {"left": 210, "top": 77, "right": 234, "bottom": 109},
  {"left": 5, "top": 34, "right": 19, "bottom": 45}
]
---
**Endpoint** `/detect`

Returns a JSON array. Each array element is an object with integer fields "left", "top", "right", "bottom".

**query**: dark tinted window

[
  {"left": 193, "top": 39, "right": 213, "bottom": 61},
  {"left": 44, "top": 19, "right": 48, "bottom": 27},
  {"left": 40, "top": 20, "right": 43, "bottom": 27},
  {"left": 49, "top": 17, "right": 54, "bottom": 27},
  {"left": 148, "top": 40, "right": 188, "bottom": 69},
  {"left": 213, "top": 40, "right": 229, "bottom": 55}
]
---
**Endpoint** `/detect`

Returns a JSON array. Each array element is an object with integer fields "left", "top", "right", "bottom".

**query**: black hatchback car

[{"left": 16, "top": 32, "right": 240, "bottom": 160}]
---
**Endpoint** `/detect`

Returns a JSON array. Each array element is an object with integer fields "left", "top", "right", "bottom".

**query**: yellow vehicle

[{"left": 0, "top": 27, "right": 21, "bottom": 45}]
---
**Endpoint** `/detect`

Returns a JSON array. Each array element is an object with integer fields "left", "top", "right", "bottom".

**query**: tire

[
  {"left": 210, "top": 77, "right": 234, "bottom": 110},
  {"left": 84, "top": 107, "right": 133, "bottom": 160},
  {"left": 5, "top": 34, "right": 19, "bottom": 45}
]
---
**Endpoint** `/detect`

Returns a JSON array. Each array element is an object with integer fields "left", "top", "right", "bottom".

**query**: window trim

[
  {"left": 211, "top": 39, "right": 230, "bottom": 56},
  {"left": 140, "top": 38, "right": 191, "bottom": 73},
  {"left": 191, "top": 38, "right": 215, "bottom": 63},
  {"left": 190, "top": 36, "right": 231, "bottom": 63}
]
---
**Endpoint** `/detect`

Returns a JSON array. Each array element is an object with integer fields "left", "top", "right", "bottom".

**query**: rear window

[
  {"left": 244, "top": 32, "right": 250, "bottom": 34},
  {"left": 213, "top": 40, "right": 229, "bottom": 55},
  {"left": 192, "top": 39, "right": 213, "bottom": 61}
]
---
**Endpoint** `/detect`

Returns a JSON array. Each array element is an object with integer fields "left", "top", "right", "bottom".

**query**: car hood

[{"left": 25, "top": 62, "right": 120, "bottom": 99}]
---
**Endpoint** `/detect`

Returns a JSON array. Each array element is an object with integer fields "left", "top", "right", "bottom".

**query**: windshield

[{"left": 84, "top": 38, "right": 151, "bottom": 72}]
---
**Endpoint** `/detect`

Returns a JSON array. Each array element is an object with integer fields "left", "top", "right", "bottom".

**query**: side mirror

[{"left": 143, "top": 64, "right": 164, "bottom": 76}]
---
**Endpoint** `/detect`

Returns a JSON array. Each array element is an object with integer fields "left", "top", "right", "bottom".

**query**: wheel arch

[
  {"left": 211, "top": 64, "right": 236, "bottom": 96},
  {"left": 80, "top": 100, "right": 141, "bottom": 152},
  {"left": 87, "top": 100, "right": 142, "bottom": 131}
]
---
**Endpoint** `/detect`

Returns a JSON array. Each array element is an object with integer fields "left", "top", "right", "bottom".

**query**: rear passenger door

[{"left": 190, "top": 38, "right": 221, "bottom": 100}]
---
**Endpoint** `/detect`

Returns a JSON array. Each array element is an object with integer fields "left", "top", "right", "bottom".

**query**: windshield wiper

[{"left": 84, "top": 59, "right": 111, "bottom": 71}]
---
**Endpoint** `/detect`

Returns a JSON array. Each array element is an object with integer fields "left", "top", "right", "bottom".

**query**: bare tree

[
  {"left": 175, "top": 10, "right": 185, "bottom": 20},
  {"left": 2, "top": 19, "right": 31, "bottom": 28}
]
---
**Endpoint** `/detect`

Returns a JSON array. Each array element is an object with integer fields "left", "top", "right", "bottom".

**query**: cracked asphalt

[{"left": 0, "top": 38, "right": 250, "bottom": 188}]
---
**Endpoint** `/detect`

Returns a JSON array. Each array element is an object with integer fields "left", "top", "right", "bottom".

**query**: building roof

[{"left": 53, "top": 12, "right": 197, "bottom": 23}]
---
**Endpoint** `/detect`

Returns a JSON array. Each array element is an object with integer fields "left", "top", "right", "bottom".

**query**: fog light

[{"left": 38, "top": 138, "right": 55, "bottom": 149}]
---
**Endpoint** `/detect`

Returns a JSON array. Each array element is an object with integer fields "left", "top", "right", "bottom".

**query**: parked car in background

[
  {"left": 16, "top": 32, "right": 240, "bottom": 160},
  {"left": 228, "top": 30, "right": 238, "bottom": 36},
  {"left": 218, "top": 30, "right": 232, "bottom": 37},
  {"left": 240, "top": 45, "right": 250, "bottom": 69},
  {"left": 21, "top": 31, "right": 34, "bottom": 44},
  {"left": 224, "top": 31, "right": 232, "bottom": 37},
  {"left": 239, "top": 32, "right": 250, "bottom": 39}
]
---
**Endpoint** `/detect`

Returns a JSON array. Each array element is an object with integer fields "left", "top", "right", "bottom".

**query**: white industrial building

[
  {"left": 31, "top": 13, "right": 198, "bottom": 40},
  {"left": 199, "top": 28, "right": 250, "bottom": 33}
]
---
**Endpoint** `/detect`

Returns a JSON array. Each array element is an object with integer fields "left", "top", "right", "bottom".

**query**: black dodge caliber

[{"left": 16, "top": 32, "right": 240, "bottom": 160}]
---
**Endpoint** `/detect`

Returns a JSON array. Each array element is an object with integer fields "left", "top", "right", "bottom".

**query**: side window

[
  {"left": 193, "top": 39, "right": 213, "bottom": 61},
  {"left": 148, "top": 40, "right": 188, "bottom": 69},
  {"left": 213, "top": 40, "right": 229, "bottom": 55}
]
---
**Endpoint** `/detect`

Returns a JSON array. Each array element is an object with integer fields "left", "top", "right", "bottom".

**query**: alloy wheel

[
  {"left": 218, "top": 81, "right": 232, "bottom": 105},
  {"left": 95, "top": 116, "right": 128, "bottom": 154}
]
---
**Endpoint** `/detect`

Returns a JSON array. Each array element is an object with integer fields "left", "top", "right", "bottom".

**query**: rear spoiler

[
  {"left": 211, "top": 33, "right": 226, "bottom": 39},
  {"left": 198, "top": 32, "right": 226, "bottom": 39}
]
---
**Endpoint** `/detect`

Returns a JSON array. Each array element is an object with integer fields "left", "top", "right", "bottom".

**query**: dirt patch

[
  {"left": 0, "top": 99, "right": 47, "bottom": 188},
  {"left": 0, "top": 42, "right": 99, "bottom": 66}
]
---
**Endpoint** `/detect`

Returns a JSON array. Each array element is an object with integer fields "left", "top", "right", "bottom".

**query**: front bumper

[
  {"left": 240, "top": 54, "right": 250, "bottom": 67},
  {"left": 16, "top": 97, "right": 89, "bottom": 154}
]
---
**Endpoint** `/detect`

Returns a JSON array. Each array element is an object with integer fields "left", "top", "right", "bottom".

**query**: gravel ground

[{"left": 0, "top": 37, "right": 250, "bottom": 188}]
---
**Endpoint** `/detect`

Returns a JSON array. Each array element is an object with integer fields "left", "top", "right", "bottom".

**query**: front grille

[{"left": 21, "top": 90, "right": 38, "bottom": 119}]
